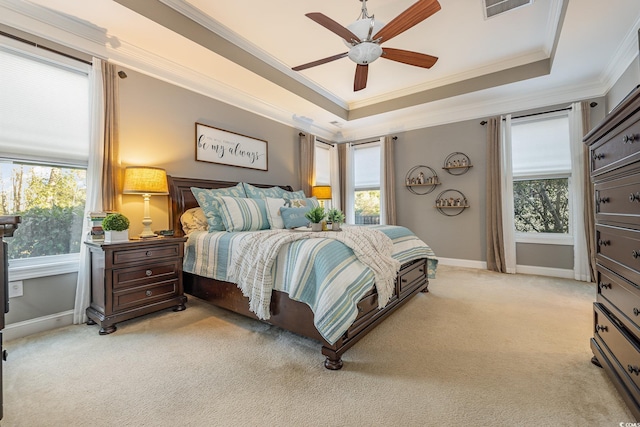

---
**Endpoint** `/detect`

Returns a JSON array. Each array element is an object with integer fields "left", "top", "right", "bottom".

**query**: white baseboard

[
  {"left": 515, "top": 265, "right": 575, "bottom": 279},
  {"left": 4, "top": 310, "right": 74, "bottom": 342},
  {"left": 437, "top": 257, "right": 488, "bottom": 269},
  {"left": 436, "top": 257, "right": 576, "bottom": 280}
]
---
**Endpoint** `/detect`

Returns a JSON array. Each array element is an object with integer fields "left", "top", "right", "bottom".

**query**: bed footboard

[{"left": 184, "top": 258, "right": 428, "bottom": 369}]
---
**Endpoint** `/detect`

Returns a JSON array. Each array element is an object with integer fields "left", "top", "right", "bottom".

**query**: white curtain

[
  {"left": 73, "top": 57, "right": 105, "bottom": 324},
  {"left": 500, "top": 115, "right": 517, "bottom": 274},
  {"left": 569, "top": 102, "right": 590, "bottom": 282},
  {"left": 329, "top": 144, "right": 340, "bottom": 210},
  {"left": 344, "top": 144, "right": 355, "bottom": 224}
]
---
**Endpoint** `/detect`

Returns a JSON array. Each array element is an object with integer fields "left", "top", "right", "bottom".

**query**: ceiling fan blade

[
  {"left": 354, "top": 64, "right": 368, "bottom": 91},
  {"left": 306, "top": 13, "right": 361, "bottom": 44},
  {"left": 382, "top": 48, "right": 438, "bottom": 68},
  {"left": 373, "top": 0, "right": 441, "bottom": 43},
  {"left": 292, "top": 52, "right": 349, "bottom": 71}
]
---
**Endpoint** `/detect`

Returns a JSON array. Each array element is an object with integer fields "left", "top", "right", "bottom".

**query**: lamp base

[{"left": 139, "top": 232, "right": 158, "bottom": 239}]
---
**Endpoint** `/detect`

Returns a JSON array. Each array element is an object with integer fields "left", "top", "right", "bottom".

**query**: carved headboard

[{"left": 167, "top": 176, "right": 294, "bottom": 237}]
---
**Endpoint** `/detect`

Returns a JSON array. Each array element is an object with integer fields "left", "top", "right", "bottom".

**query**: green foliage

[
  {"left": 7, "top": 205, "right": 84, "bottom": 259},
  {"left": 326, "top": 208, "right": 345, "bottom": 224},
  {"left": 304, "top": 206, "right": 326, "bottom": 224},
  {"left": 513, "top": 178, "right": 569, "bottom": 233},
  {"left": 102, "top": 213, "right": 130, "bottom": 231},
  {"left": 354, "top": 190, "right": 380, "bottom": 216}
]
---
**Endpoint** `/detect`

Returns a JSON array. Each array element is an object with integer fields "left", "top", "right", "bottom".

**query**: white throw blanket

[{"left": 228, "top": 226, "right": 401, "bottom": 320}]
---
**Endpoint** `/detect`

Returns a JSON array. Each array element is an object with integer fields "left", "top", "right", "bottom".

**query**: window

[
  {"left": 353, "top": 142, "right": 381, "bottom": 225},
  {"left": 0, "top": 40, "right": 90, "bottom": 279},
  {"left": 510, "top": 113, "right": 572, "bottom": 243}
]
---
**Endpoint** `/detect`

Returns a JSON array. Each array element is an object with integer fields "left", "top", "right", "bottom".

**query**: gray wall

[
  {"left": 606, "top": 57, "right": 640, "bottom": 113},
  {"left": 6, "top": 273, "right": 76, "bottom": 324},
  {"left": 395, "top": 119, "right": 487, "bottom": 262}
]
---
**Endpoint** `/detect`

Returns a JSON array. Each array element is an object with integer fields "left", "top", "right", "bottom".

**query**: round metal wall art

[
  {"left": 404, "top": 165, "right": 440, "bottom": 195},
  {"left": 435, "top": 189, "right": 469, "bottom": 216}
]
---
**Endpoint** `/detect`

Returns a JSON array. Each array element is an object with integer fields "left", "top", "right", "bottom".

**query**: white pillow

[{"left": 264, "top": 197, "right": 287, "bottom": 229}]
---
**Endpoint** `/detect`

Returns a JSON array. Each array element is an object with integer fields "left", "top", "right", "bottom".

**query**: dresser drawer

[
  {"left": 591, "top": 116, "right": 640, "bottom": 177},
  {"left": 596, "top": 224, "right": 640, "bottom": 285},
  {"left": 594, "top": 303, "right": 640, "bottom": 393},
  {"left": 597, "top": 266, "right": 640, "bottom": 333},
  {"left": 595, "top": 173, "right": 640, "bottom": 227},
  {"left": 111, "top": 243, "right": 182, "bottom": 266},
  {"left": 112, "top": 260, "right": 180, "bottom": 290},
  {"left": 113, "top": 280, "right": 178, "bottom": 312},
  {"left": 398, "top": 259, "right": 427, "bottom": 294}
]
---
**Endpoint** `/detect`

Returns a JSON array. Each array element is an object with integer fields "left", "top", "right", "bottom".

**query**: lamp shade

[
  {"left": 311, "top": 185, "right": 332, "bottom": 200},
  {"left": 122, "top": 166, "right": 169, "bottom": 195}
]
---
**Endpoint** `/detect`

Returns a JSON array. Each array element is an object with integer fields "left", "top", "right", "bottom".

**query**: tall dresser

[{"left": 585, "top": 85, "right": 640, "bottom": 420}]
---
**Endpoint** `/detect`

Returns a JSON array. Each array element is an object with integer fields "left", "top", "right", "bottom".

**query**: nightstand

[{"left": 85, "top": 236, "right": 187, "bottom": 335}]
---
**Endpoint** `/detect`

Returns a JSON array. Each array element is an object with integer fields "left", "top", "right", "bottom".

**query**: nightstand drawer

[
  {"left": 112, "top": 243, "right": 182, "bottom": 265},
  {"left": 113, "top": 280, "right": 178, "bottom": 312},
  {"left": 112, "top": 260, "right": 180, "bottom": 290}
]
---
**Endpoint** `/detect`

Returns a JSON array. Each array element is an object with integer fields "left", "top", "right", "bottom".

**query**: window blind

[{"left": 0, "top": 46, "right": 90, "bottom": 165}]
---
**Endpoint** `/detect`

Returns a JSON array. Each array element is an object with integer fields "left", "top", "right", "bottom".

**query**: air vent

[{"left": 484, "top": 0, "right": 533, "bottom": 19}]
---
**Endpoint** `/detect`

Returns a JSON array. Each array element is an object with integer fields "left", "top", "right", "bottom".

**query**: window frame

[
  {"left": 510, "top": 112, "right": 573, "bottom": 246},
  {"left": 1, "top": 39, "right": 90, "bottom": 280}
]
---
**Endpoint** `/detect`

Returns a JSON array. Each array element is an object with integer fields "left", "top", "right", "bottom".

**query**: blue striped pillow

[{"left": 215, "top": 196, "right": 269, "bottom": 232}]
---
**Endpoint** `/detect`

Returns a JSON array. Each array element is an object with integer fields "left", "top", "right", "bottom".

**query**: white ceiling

[{"left": 2, "top": 0, "right": 640, "bottom": 141}]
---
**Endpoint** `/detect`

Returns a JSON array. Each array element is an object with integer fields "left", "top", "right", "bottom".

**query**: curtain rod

[
  {"left": 0, "top": 30, "right": 93, "bottom": 66},
  {"left": 480, "top": 102, "right": 598, "bottom": 125},
  {"left": 298, "top": 132, "right": 335, "bottom": 147}
]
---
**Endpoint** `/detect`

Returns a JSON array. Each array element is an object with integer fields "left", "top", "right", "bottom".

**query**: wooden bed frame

[{"left": 168, "top": 176, "right": 429, "bottom": 369}]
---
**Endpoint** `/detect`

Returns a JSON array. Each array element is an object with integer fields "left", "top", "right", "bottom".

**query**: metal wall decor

[
  {"left": 443, "top": 152, "right": 472, "bottom": 175},
  {"left": 405, "top": 165, "right": 440, "bottom": 195},
  {"left": 435, "top": 189, "right": 469, "bottom": 216}
]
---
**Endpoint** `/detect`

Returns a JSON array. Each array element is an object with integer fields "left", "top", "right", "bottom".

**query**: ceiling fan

[{"left": 292, "top": 0, "right": 441, "bottom": 92}]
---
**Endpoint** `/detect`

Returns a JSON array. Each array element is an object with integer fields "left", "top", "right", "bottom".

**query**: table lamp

[
  {"left": 311, "top": 185, "right": 332, "bottom": 208},
  {"left": 122, "top": 166, "right": 169, "bottom": 238}
]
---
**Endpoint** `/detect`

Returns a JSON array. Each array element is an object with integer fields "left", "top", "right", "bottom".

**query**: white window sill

[
  {"left": 515, "top": 232, "right": 573, "bottom": 245},
  {"left": 8, "top": 253, "right": 80, "bottom": 281}
]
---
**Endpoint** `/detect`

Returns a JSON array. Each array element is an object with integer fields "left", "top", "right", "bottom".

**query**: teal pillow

[
  {"left": 191, "top": 184, "right": 247, "bottom": 231},
  {"left": 216, "top": 196, "right": 269, "bottom": 232},
  {"left": 243, "top": 182, "right": 305, "bottom": 200},
  {"left": 280, "top": 205, "right": 313, "bottom": 229}
]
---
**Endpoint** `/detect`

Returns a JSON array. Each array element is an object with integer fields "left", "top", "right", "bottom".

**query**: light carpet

[{"left": 2, "top": 266, "right": 635, "bottom": 426}]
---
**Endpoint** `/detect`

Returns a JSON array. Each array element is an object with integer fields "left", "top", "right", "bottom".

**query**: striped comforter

[{"left": 183, "top": 225, "right": 438, "bottom": 344}]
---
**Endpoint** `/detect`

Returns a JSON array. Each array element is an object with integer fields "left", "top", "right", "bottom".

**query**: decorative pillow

[
  {"left": 243, "top": 182, "right": 305, "bottom": 200},
  {"left": 216, "top": 196, "right": 269, "bottom": 232},
  {"left": 280, "top": 205, "right": 313, "bottom": 229},
  {"left": 180, "top": 207, "right": 209, "bottom": 234},
  {"left": 264, "top": 197, "right": 288, "bottom": 229},
  {"left": 191, "top": 184, "right": 247, "bottom": 231},
  {"left": 287, "top": 197, "right": 319, "bottom": 208}
]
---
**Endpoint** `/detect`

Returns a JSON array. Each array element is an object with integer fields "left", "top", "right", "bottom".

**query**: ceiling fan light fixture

[
  {"left": 348, "top": 42, "right": 382, "bottom": 65},
  {"left": 343, "top": 18, "right": 385, "bottom": 45}
]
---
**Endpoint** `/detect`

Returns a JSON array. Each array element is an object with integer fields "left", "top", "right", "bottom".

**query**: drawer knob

[
  {"left": 145, "top": 270, "right": 152, "bottom": 276},
  {"left": 595, "top": 324, "right": 608, "bottom": 333},
  {"left": 634, "top": 308, "right": 640, "bottom": 316},
  {"left": 592, "top": 152, "right": 605, "bottom": 161},
  {"left": 630, "top": 192, "right": 640, "bottom": 202},
  {"left": 596, "top": 196, "right": 609, "bottom": 204},
  {"left": 623, "top": 134, "right": 636, "bottom": 144},
  {"left": 145, "top": 251, "right": 152, "bottom": 257},
  {"left": 633, "top": 250, "right": 640, "bottom": 259},
  {"left": 598, "top": 282, "right": 611, "bottom": 290},
  {"left": 145, "top": 290, "right": 153, "bottom": 297},
  {"left": 598, "top": 239, "right": 610, "bottom": 247},
  {"left": 401, "top": 278, "right": 407, "bottom": 283},
  {"left": 628, "top": 364, "right": 640, "bottom": 375},
  {"left": 358, "top": 306, "right": 363, "bottom": 313}
]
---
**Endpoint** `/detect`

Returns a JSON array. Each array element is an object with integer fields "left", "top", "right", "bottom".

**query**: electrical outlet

[{"left": 8, "top": 280, "right": 23, "bottom": 298}]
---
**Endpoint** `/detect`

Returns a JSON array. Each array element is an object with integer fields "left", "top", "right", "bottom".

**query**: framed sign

[{"left": 195, "top": 123, "right": 268, "bottom": 171}]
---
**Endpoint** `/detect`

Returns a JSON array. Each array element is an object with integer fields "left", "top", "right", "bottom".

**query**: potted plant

[
  {"left": 102, "top": 213, "right": 130, "bottom": 243},
  {"left": 327, "top": 208, "right": 345, "bottom": 231},
  {"left": 304, "top": 206, "right": 325, "bottom": 232}
]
